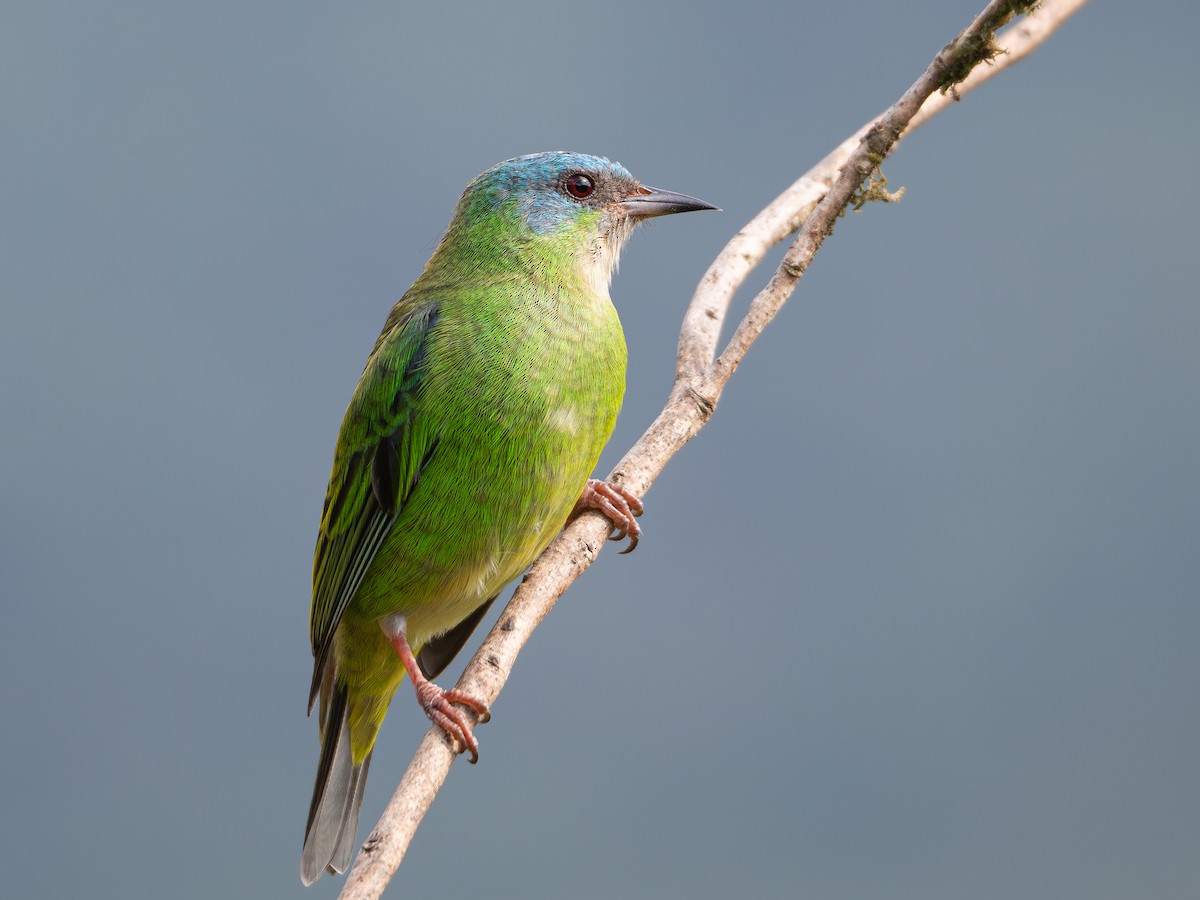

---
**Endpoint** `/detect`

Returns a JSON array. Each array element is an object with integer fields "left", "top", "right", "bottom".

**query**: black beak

[{"left": 621, "top": 186, "right": 720, "bottom": 219}]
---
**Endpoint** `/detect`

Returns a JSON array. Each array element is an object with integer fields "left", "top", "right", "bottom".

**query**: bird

[{"left": 302, "top": 151, "right": 716, "bottom": 884}]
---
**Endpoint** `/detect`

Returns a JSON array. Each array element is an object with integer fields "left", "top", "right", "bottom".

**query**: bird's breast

[{"left": 354, "top": 284, "right": 626, "bottom": 634}]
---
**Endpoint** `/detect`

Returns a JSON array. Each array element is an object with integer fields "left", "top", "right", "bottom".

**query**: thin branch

[{"left": 337, "top": 1, "right": 1090, "bottom": 896}]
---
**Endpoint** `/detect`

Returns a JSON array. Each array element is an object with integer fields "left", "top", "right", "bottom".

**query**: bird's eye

[{"left": 564, "top": 173, "right": 595, "bottom": 199}]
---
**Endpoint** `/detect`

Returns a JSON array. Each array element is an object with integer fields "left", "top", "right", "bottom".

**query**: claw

[
  {"left": 414, "top": 681, "right": 490, "bottom": 763},
  {"left": 574, "top": 479, "right": 644, "bottom": 553}
]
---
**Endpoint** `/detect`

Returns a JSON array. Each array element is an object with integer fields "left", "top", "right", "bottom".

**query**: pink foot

[
  {"left": 384, "top": 623, "right": 491, "bottom": 763},
  {"left": 574, "top": 479, "right": 644, "bottom": 553},
  {"left": 412, "top": 679, "right": 491, "bottom": 764}
]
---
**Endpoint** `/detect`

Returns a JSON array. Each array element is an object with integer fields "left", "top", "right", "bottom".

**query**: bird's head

[{"left": 450, "top": 151, "right": 717, "bottom": 294}]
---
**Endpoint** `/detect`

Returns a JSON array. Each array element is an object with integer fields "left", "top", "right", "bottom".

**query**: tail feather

[
  {"left": 328, "top": 751, "right": 370, "bottom": 874},
  {"left": 301, "top": 682, "right": 371, "bottom": 885}
]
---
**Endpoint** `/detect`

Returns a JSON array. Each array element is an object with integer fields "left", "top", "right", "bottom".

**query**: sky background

[{"left": 3, "top": 2, "right": 1198, "bottom": 898}]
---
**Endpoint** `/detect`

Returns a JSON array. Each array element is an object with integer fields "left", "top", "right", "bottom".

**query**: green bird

[{"left": 302, "top": 151, "right": 716, "bottom": 884}]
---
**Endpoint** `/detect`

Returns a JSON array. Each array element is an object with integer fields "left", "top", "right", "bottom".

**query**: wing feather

[{"left": 308, "top": 301, "right": 439, "bottom": 706}]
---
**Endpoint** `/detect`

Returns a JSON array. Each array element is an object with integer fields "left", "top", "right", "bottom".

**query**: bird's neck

[{"left": 423, "top": 210, "right": 631, "bottom": 301}]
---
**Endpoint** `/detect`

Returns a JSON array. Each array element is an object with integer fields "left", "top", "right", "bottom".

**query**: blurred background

[{"left": 3, "top": 2, "right": 1197, "bottom": 898}]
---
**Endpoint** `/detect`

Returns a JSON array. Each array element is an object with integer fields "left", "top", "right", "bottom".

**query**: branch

[{"left": 337, "top": 2, "right": 1090, "bottom": 896}]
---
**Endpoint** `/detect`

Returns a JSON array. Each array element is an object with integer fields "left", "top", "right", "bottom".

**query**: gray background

[{"left": 3, "top": 2, "right": 1197, "bottom": 898}]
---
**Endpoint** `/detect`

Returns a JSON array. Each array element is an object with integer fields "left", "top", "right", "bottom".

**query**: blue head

[{"left": 468, "top": 152, "right": 637, "bottom": 236}]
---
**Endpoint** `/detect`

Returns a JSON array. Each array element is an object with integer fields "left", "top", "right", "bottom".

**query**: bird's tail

[{"left": 301, "top": 679, "right": 372, "bottom": 885}]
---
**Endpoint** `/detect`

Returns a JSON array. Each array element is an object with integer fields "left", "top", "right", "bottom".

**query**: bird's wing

[
  {"left": 308, "top": 301, "right": 440, "bottom": 709},
  {"left": 416, "top": 594, "right": 497, "bottom": 679}
]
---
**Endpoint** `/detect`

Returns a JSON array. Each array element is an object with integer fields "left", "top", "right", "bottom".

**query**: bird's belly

[{"left": 348, "top": 425, "right": 594, "bottom": 647}]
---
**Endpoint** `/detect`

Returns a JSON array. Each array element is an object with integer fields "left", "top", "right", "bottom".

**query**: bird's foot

[
  {"left": 412, "top": 678, "right": 491, "bottom": 764},
  {"left": 574, "top": 479, "right": 644, "bottom": 553},
  {"left": 384, "top": 619, "right": 492, "bottom": 763}
]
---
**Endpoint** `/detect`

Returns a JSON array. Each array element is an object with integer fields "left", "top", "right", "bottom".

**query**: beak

[{"left": 621, "top": 186, "right": 720, "bottom": 219}]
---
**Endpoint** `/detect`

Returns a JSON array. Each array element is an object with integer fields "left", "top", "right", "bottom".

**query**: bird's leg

[
  {"left": 573, "top": 479, "right": 644, "bottom": 553},
  {"left": 380, "top": 615, "right": 491, "bottom": 764}
]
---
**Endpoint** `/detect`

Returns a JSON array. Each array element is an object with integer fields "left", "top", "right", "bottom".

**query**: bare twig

[{"left": 336, "top": 1, "right": 1090, "bottom": 896}]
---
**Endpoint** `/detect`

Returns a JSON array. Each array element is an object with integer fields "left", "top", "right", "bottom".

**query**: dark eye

[{"left": 564, "top": 173, "right": 595, "bottom": 199}]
